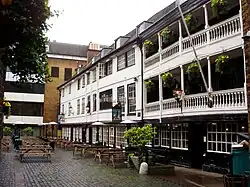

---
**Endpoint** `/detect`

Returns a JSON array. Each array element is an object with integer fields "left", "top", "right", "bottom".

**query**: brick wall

[
  {"left": 242, "top": 0, "right": 250, "bottom": 132},
  {"left": 43, "top": 58, "right": 87, "bottom": 124}
]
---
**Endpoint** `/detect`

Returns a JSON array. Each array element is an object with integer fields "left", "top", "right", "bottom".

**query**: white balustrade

[
  {"left": 145, "top": 101, "right": 160, "bottom": 112},
  {"left": 145, "top": 88, "right": 246, "bottom": 115},
  {"left": 209, "top": 15, "right": 240, "bottom": 42},
  {"left": 144, "top": 15, "right": 241, "bottom": 68}
]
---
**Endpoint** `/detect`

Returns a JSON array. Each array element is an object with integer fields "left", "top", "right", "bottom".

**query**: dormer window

[{"left": 117, "top": 49, "right": 135, "bottom": 71}]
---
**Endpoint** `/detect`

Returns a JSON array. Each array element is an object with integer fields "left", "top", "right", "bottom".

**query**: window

[
  {"left": 51, "top": 67, "right": 59, "bottom": 77},
  {"left": 68, "top": 84, "right": 71, "bottom": 94},
  {"left": 117, "top": 86, "right": 125, "bottom": 112},
  {"left": 4, "top": 81, "right": 45, "bottom": 94},
  {"left": 127, "top": 49, "right": 135, "bottom": 67},
  {"left": 171, "top": 124, "right": 188, "bottom": 150},
  {"left": 81, "top": 98, "right": 85, "bottom": 114},
  {"left": 87, "top": 96, "right": 91, "bottom": 113},
  {"left": 207, "top": 123, "right": 247, "bottom": 153},
  {"left": 77, "top": 99, "right": 80, "bottom": 115},
  {"left": 77, "top": 79, "right": 81, "bottom": 90},
  {"left": 117, "top": 49, "right": 135, "bottom": 71},
  {"left": 127, "top": 83, "right": 136, "bottom": 113},
  {"left": 116, "top": 126, "right": 127, "bottom": 147},
  {"left": 93, "top": 94, "right": 97, "bottom": 112},
  {"left": 99, "top": 61, "right": 113, "bottom": 79},
  {"left": 64, "top": 68, "right": 72, "bottom": 81},
  {"left": 62, "top": 88, "right": 64, "bottom": 97},
  {"left": 92, "top": 68, "right": 97, "bottom": 82},
  {"left": 106, "top": 61, "right": 112, "bottom": 75},
  {"left": 117, "top": 54, "right": 126, "bottom": 70},
  {"left": 10, "top": 101, "right": 43, "bottom": 116},
  {"left": 68, "top": 102, "right": 71, "bottom": 116},
  {"left": 87, "top": 73, "right": 90, "bottom": 85},
  {"left": 99, "top": 89, "right": 112, "bottom": 110},
  {"left": 61, "top": 104, "right": 64, "bottom": 114},
  {"left": 82, "top": 75, "right": 85, "bottom": 88},
  {"left": 161, "top": 126, "right": 171, "bottom": 147}
]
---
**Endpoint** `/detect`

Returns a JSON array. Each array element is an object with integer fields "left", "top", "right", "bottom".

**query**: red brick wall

[{"left": 242, "top": 0, "right": 250, "bottom": 132}]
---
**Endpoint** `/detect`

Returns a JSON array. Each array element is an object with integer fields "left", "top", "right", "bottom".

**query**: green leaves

[
  {"left": 0, "top": 0, "right": 57, "bottom": 83},
  {"left": 3, "top": 126, "right": 12, "bottom": 136},
  {"left": 124, "top": 124, "right": 156, "bottom": 148},
  {"left": 23, "top": 127, "right": 33, "bottom": 136}
]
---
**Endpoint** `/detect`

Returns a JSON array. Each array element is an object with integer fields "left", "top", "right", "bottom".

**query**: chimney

[{"left": 87, "top": 42, "right": 101, "bottom": 63}]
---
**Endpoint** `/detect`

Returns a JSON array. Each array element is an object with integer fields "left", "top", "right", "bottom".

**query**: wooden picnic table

[{"left": 19, "top": 145, "right": 53, "bottom": 162}]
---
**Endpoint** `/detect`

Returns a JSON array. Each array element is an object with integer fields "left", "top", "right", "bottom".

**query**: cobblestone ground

[{"left": 0, "top": 149, "right": 186, "bottom": 187}]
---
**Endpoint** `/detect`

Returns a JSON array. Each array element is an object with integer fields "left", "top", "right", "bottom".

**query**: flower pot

[{"left": 131, "top": 156, "right": 140, "bottom": 170}]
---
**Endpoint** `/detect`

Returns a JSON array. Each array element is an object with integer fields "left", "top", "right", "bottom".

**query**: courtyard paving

[{"left": 0, "top": 149, "right": 186, "bottom": 187}]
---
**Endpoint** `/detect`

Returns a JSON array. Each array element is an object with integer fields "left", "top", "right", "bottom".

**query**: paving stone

[{"left": 0, "top": 149, "right": 186, "bottom": 187}]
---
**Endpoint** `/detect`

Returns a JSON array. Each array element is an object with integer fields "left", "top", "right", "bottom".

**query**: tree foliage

[
  {"left": 124, "top": 125, "right": 156, "bottom": 148},
  {"left": 0, "top": 0, "right": 58, "bottom": 83}
]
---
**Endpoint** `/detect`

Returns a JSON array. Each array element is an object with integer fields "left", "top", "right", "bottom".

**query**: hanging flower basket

[
  {"left": 143, "top": 40, "right": 153, "bottom": 52},
  {"left": 184, "top": 14, "right": 193, "bottom": 28},
  {"left": 173, "top": 89, "right": 184, "bottom": 102},
  {"left": 144, "top": 79, "right": 154, "bottom": 92},
  {"left": 1, "top": 97, "right": 11, "bottom": 119},
  {"left": 211, "top": 0, "right": 227, "bottom": 17},
  {"left": 215, "top": 54, "right": 229, "bottom": 74},
  {"left": 160, "top": 27, "right": 171, "bottom": 42},
  {"left": 161, "top": 72, "right": 175, "bottom": 88},
  {"left": 186, "top": 62, "right": 200, "bottom": 81}
]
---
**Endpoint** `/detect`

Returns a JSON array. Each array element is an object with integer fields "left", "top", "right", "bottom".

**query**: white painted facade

[{"left": 59, "top": 11, "right": 246, "bottom": 126}]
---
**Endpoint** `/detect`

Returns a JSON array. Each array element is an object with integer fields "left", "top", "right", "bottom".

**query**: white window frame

[
  {"left": 107, "top": 61, "right": 113, "bottom": 75},
  {"left": 69, "top": 84, "right": 71, "bottom": 94},
  {"left": 81, "top": 97, "right": 85, "bottom": 114},
  {"left": 61, "top": 104, "right": 64, "bottom": 114},
  {"left": 77, "top": 99, "right": 80, "bottom": 115},
  {"left": 82, "top": 75, "right": 85, "bottom": 88},
  {"left": 127, "top": 83, "right": 136, "bottom": 113},
  {"left": 127, "top": 49, "right": 135, "bottom": 67},
  {"left": 171, "top": 123, "right": 188, "bottom": 150},
  {"left": 117, "top": 54, "right": 126, "bottom": 70},
  {"left": 117, "top": 86, "right": 125, "bottom": 113},
  {"left": 207, "top": 123, "right": 246, "bottom": 154},
  {"left": 92, "top": 68, "right": 97, "bottom": 82}
]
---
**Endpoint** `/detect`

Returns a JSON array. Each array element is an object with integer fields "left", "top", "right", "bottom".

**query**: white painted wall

[
  {"left": 4, "top": 92, "right": 44, "bottom": 103},
  {"left": 4, "top": 116, "right": 43, "bottom": 125}
]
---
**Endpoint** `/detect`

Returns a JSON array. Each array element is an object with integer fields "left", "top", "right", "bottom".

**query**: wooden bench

[
  {"left": 1, "top": 142, "right": 10, "bottom": 152},
  {"left": 19, "top": 146, "right": 52, "bottom": 162}
]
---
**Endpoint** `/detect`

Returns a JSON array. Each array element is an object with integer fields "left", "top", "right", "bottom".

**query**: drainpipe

[{"left": 137, "top": 37, "right": 144, "bottom": 126}]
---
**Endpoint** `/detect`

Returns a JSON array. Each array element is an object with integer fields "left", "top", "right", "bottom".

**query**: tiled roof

[{"left": 48, "top": 41, "right": 88, "bottom": 57}]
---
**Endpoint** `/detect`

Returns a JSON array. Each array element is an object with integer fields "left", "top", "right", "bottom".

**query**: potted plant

[
  {"left": 23, "top": 127, "right": 34, "bottom": 136},
  {"left": 143, "top": 40, "right": 153, "bottom": 52},
  {"left": 184, "top": 14, "right": 193, "bottom": 27},
  {"left": 124, "top": 125, "right": 156, "bottom": 170},
  {"left": 215, "top": 54, "right": 229, "bottom": 74},
  {"left": 144, "top": 79, "right": 154, "bottom": 91},
  {"left": 1, "top": 97, "right": 11, "bottom": 119},
  {"left": 160, "top": 27, "right": 171, "bottom": 42},
  {"left": 211, "top": 0, "right": 227, "bottom": 17},
  {"left": 3, "top": 126, "right": 12, "bottom": 136},
  {"left": 161, "top": 72, "right": 175, "bottom": 88},
  {"left": 186, "top": 62, "right": 200, "bottom": 81}
]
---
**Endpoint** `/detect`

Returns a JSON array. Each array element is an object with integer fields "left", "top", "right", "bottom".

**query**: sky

[{"left": 47, "top": 0, "right": 174, "bottom": 46}]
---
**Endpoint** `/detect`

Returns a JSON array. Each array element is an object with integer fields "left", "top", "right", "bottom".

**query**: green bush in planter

[
  {"left": 124, "top": 125, "right": 156, "bottom": 165},
  {"left": 3, "top": 126, "right": 12, "bottom": 136},
  {"left": 161, "top": 72, "right": 175, "bottom": 88},
  {"left": 186, "top": 62, "right": 200, "bottom": 81},
  {"left": 23, "top": 127, "right": 33, "bottom": 136}
]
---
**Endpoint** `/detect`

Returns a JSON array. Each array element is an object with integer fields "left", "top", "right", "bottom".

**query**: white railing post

[
  {"left": 203, "top": 4, "right": 210, "bottom": 44},
  {"left": 178, "top": 20, "right": 182, "bottom": 55}
]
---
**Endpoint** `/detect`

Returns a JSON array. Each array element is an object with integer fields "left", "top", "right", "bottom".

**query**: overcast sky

[{"left": 47, "top": 0, "right": 174, "bottom": 46}]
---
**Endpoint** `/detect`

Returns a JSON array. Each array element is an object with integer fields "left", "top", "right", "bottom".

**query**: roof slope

[{"left": 48, "top": 41, "right": 88, "bottom": 57}]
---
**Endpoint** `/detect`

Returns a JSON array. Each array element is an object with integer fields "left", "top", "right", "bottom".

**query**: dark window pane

[
  {"left": 51, "top": 67, "right": 59, "bottom": 77},
  {"left": 64, "top": 68, "right": 72, "bottom": 81},
  {"left": 4, "top": 81, "right": 44, "bottom": 94},
  {"left": 10, "top": 101, "right": 43, "bottom": 116}
]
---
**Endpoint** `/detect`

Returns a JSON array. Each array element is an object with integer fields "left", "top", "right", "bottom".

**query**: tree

[{"left": 0, "top": 0, "right": 57, "bottom": 145}]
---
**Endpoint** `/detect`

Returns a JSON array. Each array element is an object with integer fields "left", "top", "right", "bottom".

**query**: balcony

[
  {"left": 145, "top": 88, "right": 247, "bottom": 119},
  {"left": 144, "top": 15, "right": 241, "bottom": 69}
]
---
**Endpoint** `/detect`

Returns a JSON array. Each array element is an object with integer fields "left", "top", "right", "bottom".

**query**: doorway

[{"left": 188, "top": 122, "right": 206, "bottom": 169}]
